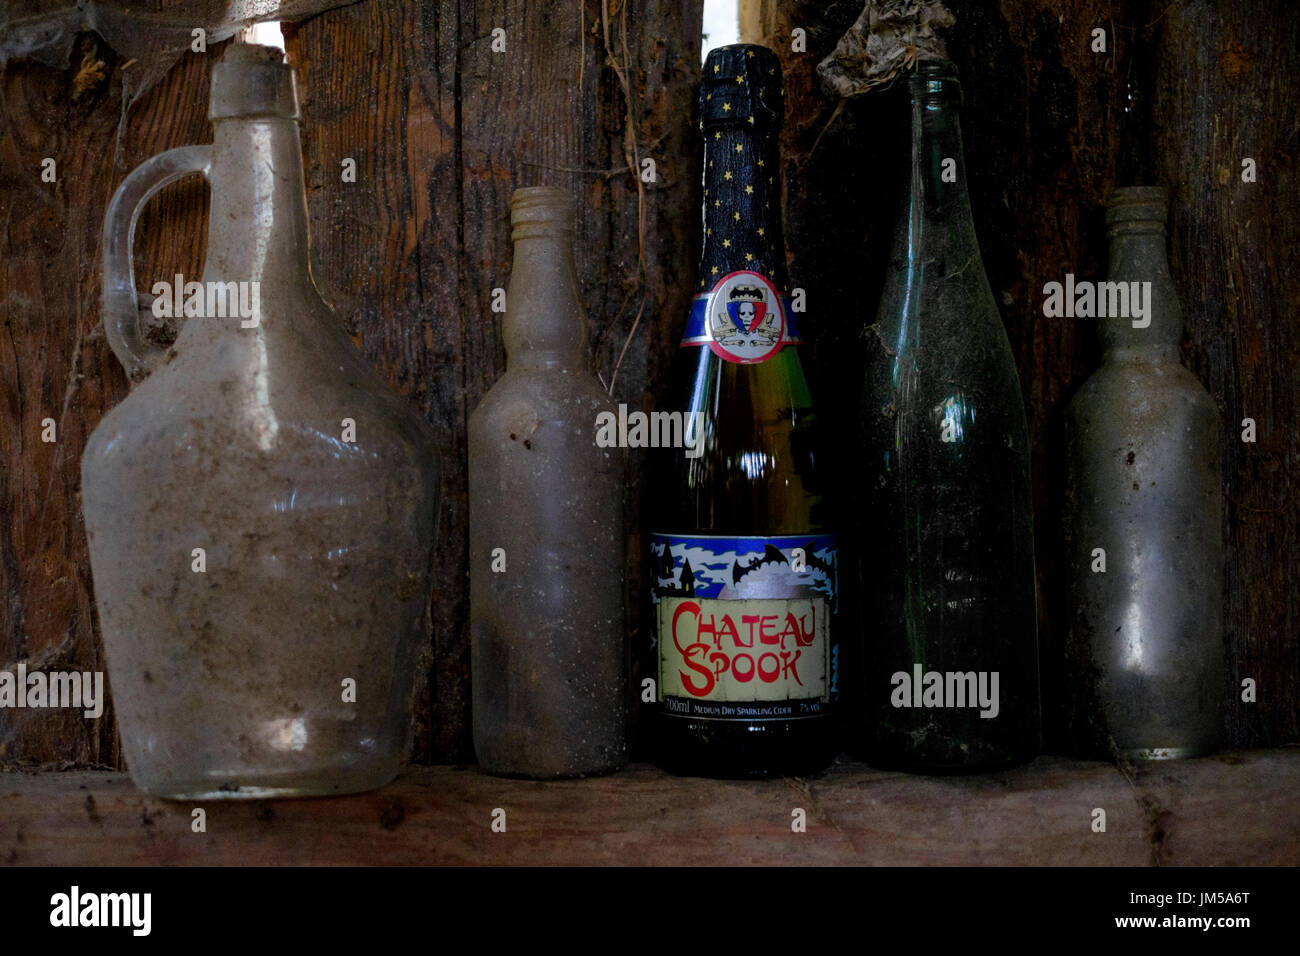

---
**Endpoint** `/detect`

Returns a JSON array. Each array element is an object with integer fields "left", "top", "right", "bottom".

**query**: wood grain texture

[
  {"left": 1, "top": 0, "right": 1295, "bottom": 770},
  {"left": 4, "top": 752, "right": 1298, "bottom": 865},
  {"left": 1150, "top": 0, "right": 1300, "bottom": 749},
  {"left": 0, "top": 32, "right": 215, "bottom": 768},
  {"left": 0, "top": 0, "right": 703, "bottom": 766},
  {"left": 743, "top": 0, "right": 1298, "bottom": 752}
]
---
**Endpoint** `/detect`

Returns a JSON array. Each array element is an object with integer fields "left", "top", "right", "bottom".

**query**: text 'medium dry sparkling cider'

[{"left": 648, "top": 44, "right": 837, "bottom": 778}]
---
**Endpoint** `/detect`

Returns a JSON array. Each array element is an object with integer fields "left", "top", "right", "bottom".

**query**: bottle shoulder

[
  {"left": 83, "top": 332, "right": 438, "bottom": 488},
  {"left": 1068, "top": 356, "right": 1221, "bottom": 419}
]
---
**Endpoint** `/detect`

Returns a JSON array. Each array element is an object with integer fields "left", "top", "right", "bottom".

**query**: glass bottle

[
  {"left": 469, "top": 187, "right": 627, "bottom": 778},
  {"left": 1063, "top": 186, "right": 1224, "bottom": 759},
  {"left": 83, "top": 42, "right": 440, "bottom": 798},
  {"left": 648, "top": 44, "right": 839, "bottom": 779},
  {"left": 857, "top": 60, "right": 1040, "bottom": 772}
]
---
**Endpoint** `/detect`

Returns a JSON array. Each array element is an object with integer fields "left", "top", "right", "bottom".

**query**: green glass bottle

[
  {"left": 647, "top": 44, "right": 838, "bottom": 779},
  {"left": 858, "top": 60, "right": 1040, "bottom": 772}
]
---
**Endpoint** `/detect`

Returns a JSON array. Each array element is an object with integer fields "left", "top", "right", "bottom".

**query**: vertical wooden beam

[{"left": 1151, "top": 0, "right": 1300, "bottom": 748}]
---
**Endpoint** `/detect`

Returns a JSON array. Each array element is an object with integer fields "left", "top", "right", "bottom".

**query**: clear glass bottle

[
  {"left": 1063, "top": 186, "right": 1224, "bottom": 759},
  {"left": 469, "top": 187, "right": 627, "bottom": 778},
  {"left": 857, "top": 60, "right": 1040, "bottom": 772},
  {"left": 83, "top": 42, "right": 440, "bottom": 798}
]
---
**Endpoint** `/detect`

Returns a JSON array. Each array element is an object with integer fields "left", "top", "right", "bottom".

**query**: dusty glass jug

[{"left": 83, "top": 42, "right": 440, "bottom": 799}]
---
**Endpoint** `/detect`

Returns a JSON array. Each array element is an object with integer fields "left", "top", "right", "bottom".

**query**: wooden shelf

[{"left": 3, "top": 751, "right": 1297, "bottom": 866}]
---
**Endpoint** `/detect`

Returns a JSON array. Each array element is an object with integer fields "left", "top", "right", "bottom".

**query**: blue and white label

[{"left": 650, "top": 532, "right": 838, "bottom": 718}]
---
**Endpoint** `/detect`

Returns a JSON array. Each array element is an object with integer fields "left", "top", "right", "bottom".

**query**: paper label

[
  {"left": 650, "top": 532, "right": 838, "bottom": 719},
  {"left": 680, "top": 271, "right": 800, "bottom": 364}
]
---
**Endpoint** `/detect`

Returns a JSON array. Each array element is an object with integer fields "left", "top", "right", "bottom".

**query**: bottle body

[
  {"left": 858, "top": 62, "right": 1040, "bottom": 772},
  {"left": 82, "top": 44, "right": 440, "bottom": 799},
  {"left": 649, "top": 45, "right": 838, "bottom": 778},
  {"left": 469, "top": 187, "right": 627, "bottom": 778},
  {"left": 1063, "top": 186, "right": 1224, "bottom": 758}
]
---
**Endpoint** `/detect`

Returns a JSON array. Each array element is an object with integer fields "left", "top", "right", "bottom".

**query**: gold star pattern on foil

[
  {"left": 698, "top": 125, "right": 784, "bottom": 288},
  {"left": 722, "top": 102, "right": 731, "bottom": 112},
  {"left": 713, "top": 64, "right": 720, "bottom": 74},
  {"left": 735, "top": 75, "right": 744, "bottom": 84}
]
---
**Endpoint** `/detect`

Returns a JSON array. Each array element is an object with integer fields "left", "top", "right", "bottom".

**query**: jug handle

[{"left": 100, "top": 145, "right": 212, "bottom": 384}]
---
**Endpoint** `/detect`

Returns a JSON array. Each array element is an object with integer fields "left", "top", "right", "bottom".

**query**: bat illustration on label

[
  {"left": 732, "top": 542, "right": 790, "bottom": 585},
  {"left": 798, "top": 544, "right": 834, "bottom": 580}
]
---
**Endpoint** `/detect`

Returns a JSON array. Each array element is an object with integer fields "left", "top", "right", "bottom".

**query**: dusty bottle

[
  {"left": 1063, "top": 186, "right": 1224, "bottom": 759},
  {"left": 858, "top": 60, "right": 1040, "bottom": 772},
  {"left": 82, "top": 42, "right": 440, "bottom": 798},
  {"left": 649, "top": 45, "right": 839, "bottom": 779},
  {"left": 469, "top": 187, "right": 627, "bottom": 778}
]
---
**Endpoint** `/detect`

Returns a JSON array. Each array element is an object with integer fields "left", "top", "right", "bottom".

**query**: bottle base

[
  {"left": 129, "top": 762, "right": 400, "bottom": 801},
  {"left": 474, "top": 759, "right": 627, "bottom": 780},
  {"left": 1119, "top": 745, "right": 1215, "bottom": 761},
  {"left": 652, "top": 712, "right": 837, "bottom": 779}
]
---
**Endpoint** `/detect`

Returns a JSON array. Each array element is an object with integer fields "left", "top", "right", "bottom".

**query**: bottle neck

[
  {"left": 698, "top": 125, "right": 788, "bottom": 291},
  {"left": 505, "top": 231, "right": 585, "bottom": 371},
  {"left": 1101, "top": 224, "right": 1182, "bottom": 359},
  {"left": 903, "top": 74, "right": 980, "bottom": 261},
  {"left": 203, "top": 116, "right": 313, "bottom": 294}
]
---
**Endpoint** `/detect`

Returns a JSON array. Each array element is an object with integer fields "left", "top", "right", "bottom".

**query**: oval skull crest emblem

[{"left": 705, "top": 270, "right": 786, "bottom": 364}]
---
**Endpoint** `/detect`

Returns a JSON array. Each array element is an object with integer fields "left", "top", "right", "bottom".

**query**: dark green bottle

[
  {"left": 858, "top": 60, "right": 1039, "bottom": 772},
  {"left": 647, "top": 44, "right": 838, "bottom": 779}
]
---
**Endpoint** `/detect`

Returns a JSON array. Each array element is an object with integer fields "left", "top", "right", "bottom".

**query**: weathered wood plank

[
  {"left": 743, "top": 0, "right": 1299, "bottom": 753},
  {"left": 4, "top": 752, "right": 1297, "bottom": 866},
  {"left": 1151, "top": 0, "right": 1300, "bottom": 750},
  {"left": 1, "top": 0, "right": 702, "bottom": 766}
]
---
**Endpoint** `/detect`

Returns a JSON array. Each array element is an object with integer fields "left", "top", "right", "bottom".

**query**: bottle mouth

[
  {"left": 209, "top": 42, "right": 299, "bottom": 120},
  {"left": 1106, "top": 186, "right": 1167, "bottom": 234},
  {"left": 510, "top": 187, "right": 574, "bottom": 239},
  {"left": 907, "top": 58, "right": 961, "bottom": 102}
]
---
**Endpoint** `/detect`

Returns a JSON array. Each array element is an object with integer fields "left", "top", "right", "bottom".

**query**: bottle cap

[
  {"left": 210, "top": 42, "right": 299, "bottom": 121},
  {"left": 700, "top": 44, "right": 783, "bottom": 132}
]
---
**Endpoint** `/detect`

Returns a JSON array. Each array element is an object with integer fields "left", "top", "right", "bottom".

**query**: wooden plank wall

[
  {"left": 1, "top": 0, "right": 1295, "bottom": 768},
  {"left": 742, "top": 0, "right": 1298, "bottom": 751},
  {"left": 0, "top": 0, "right": 704, "bottom": 765}
]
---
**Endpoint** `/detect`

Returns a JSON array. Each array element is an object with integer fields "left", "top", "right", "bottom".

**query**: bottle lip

[
  {"left": 209, "top": 42, "right": 299, "bottom": 120},
  {"left": 1106, "top": 186, "right": 1168, "bottom": 228},
  {"left": 906, "top": 58, "right": 962, "bottom": 102},
  {"left": 913, "top": 58, "right": 959, "bottom": 77},
  {"left": 510, "top": 187, "right": 575, "bottom": 238}
]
